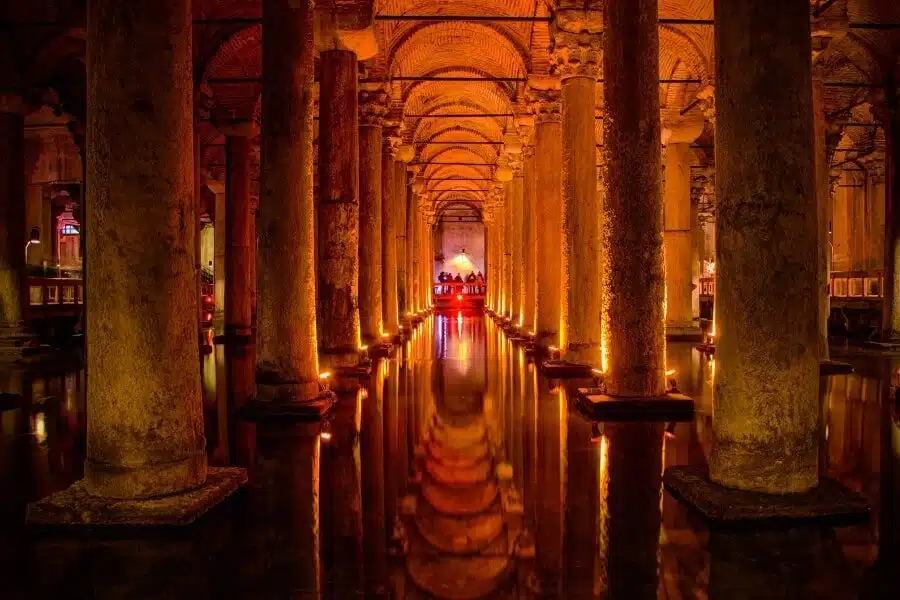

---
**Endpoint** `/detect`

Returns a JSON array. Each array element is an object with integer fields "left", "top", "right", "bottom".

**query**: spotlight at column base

[
  {"left": 26, "top": 467, "right": 247, "bottom": 527},
  {"left": 663, "top": 465, "right": 869, "bottom": 526},
  {"left": 575, "top": 389, "right": 695, "bottom": 422},
  {"left": 238, "top": 391, "right": 335, "bottom": 422},
  {"left": 539, "top": 360, "right": 595, "bottom": 379}
]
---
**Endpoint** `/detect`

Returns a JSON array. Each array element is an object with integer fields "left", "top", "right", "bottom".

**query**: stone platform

[
  {"left": 575, "top": 389, "right": 694, "bottom": 422},
  {"left": 540, "top": 360, "right": 597, "bottom": 379},
  {"left": 663, "top": 465, "right": 870, "bottom": 526},
  {"left": 239, "top": 394, "right": 334, "bottom": 422},
  {"left": 26, "top": 467, "right": 247, "bottom": 527}
]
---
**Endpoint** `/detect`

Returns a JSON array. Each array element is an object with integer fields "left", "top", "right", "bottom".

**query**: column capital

[
  {"left": 549, "top": 27, "right": 603, "bottom": 80},
  {"left": 383, "top": 123, "right": 402, "bottom": 157},
  {"left": 359, "top": 87, "right": 389, "bottom": 127},
  {"left": 527, "top": 86, "right": 562, "bottom": 124}
]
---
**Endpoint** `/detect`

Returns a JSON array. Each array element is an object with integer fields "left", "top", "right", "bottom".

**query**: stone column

[
  {"left": 407, "top": 191, "right": 419, "bottom": 313},
  {"left": 529, "top": 85, "right": 563, "bottom": 346},
  {"left": 812, "top": 75, "right": 830, "bottom": 357},
  {"left": 395, "top": 163, "right": 408, "bottom": 316},
  {"left": 382, "top": 127, "right": 400, "bottom": 336},
  {"left": 880, "top": 97, "right": 900, "bottom": 340},
  {"left": 710, "top": 0, "right": 820, "bottom": 492},
  {"left": 81, "top": 0, "right": 210, "bottom": 499},
  {"left": 358, "top": 89, "right": 387, "bottom": 344},
  {"left": 508, "top": 170, "right": 524, "bottom": 323},
  {"left": 220, "top": 122, "right": 258, "bottom": 339},
  {"left": 318, "top": 49, "right": 360, "bottom": 365},
  {"left": 553, "top": 21, "right": 602, "bottom": 366},
  {"left": 603, "top": 0, "right": 665, "bottom": 397},
  {"left": 663, "top": 143, "right": 696, "bottom": 334},
  {"left": 257, "top": 0, "right": 320, "bottom": 400},
  {"left": 212, "top": 185, "right": 226, "bottom": 335},
  {"left": 487, "top": 217, "right": 497, "bottom": 311},
  {"left": 521, "top": 138, "right": 537, "bottom": 332},
  {"left": 0, "top": 93, "right": 26, "bottom": 343}
]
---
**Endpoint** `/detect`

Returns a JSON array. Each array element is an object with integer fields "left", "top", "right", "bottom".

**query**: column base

[
  {"left": 25, "top": 467, "right": 247, "bottom": 527},
  {"left": 663, "top": 465, "right": 869, "bottom": 526},
  {"left": 575, "top": 389, "right": 695, "bottom": 422},
  {"left": 540, "top": 360, "right": 598, "bottom": 379},
  {"left": 665, "top": 324, "right": 704, "bottom": 341},
  {"left": 239, "top": 390, "right": 335, "bottom": 422},
  {"left": 820, "top": 359, "right": 853, "bottom": 376},
  {"left": 0, "top": 326, "right": 55, "bottom": 363}
]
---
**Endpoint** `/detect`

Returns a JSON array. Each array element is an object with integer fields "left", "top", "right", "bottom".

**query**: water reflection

[{"left": 0, "top": 317, "right": 895, "bottom": 599}]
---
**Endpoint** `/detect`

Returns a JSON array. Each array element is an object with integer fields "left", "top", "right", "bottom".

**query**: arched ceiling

[{"left": 4, "top": 0, "right": 900, "bottom": 217}]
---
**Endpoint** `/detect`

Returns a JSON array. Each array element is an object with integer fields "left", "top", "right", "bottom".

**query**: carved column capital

[
  {"left": 549, "top": 28, "right": 602, "bottom": 80},
  {"left": 527, "top": 87, "right": 562, "bottom": 124},
  {"left": 359, "top": 87, "right": 389, "bottom": 127}
]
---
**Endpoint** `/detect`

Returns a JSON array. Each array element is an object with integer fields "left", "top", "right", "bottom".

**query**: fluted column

[
  {"left": 318, "top": 49, "right": 360, "bottom": 365},
  {"left": 663, "top": 142, "right": 696, "bottom": 333},
  {"left": 219, "top": 121, "right": 258, "bottom": 339},
  {"left": 358, "top": 89, "right": 387, "bottom": 344},
  {"left": 711, "top": 0, "right": 820, "bottom": 492},
  {"left": 82, "top": 0, "right": 207, "bottom": 497},
  {"left": 603, "top": 0, "right": 665, "bottom": 396},
  {"left": 258, "top": 0, "right": 319, "bottom": 400},
  {"left": 382, "top": 127, "right": 401, "bottom": 335},
  {"left": 0, "top": 93, "right": 26, "bottom": 343},
  {"left": 529, "top": 85, "right": 563, "bottom": 346},
  {"left": 553, "top": 19, "right": 603, "bottom": 366}
]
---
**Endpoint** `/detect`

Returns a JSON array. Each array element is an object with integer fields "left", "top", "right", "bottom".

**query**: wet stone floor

[{"left": 0, "top": 315, "right": 897, "bottom": 599}]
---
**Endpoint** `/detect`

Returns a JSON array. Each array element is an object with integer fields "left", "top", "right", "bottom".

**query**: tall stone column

[
  {"left": 812, "top": 75, "right": 830, "bottom": 356},
  {"left": 529, "top": 84, "right": 563, "bottom": 346},
  {"left": 710, "top": 0, "right": 820, "bottom": 492},
  {"left": 318, "top": 49, "right": 361, "bottom": 365},
  {"left": 553, "top": 21, "right": 602, "bottom": 366},
  {"left": 0, "top": 93, "right": 26, "bottom": 345},
  {"left": 257, "top": 0, "right": 320, "bottom": 400},
  {"left": 382, "top": 127, "right": 401, "bottom": 336},
  {"left": 212, "top": 185, "right": 226, "bottom": 334},
  {"left": 603, "top": 0, "right": 665, "bottom": 397},
  {"left": 520, "top": 134, "right": 537, "bottom": 332},
  {"left": 508, "top": 170, "right": 524, "bottom": 323},
  {"left": 879, "top": 96, "right": 900, "bottom": 340},
  {"left": 395, "top": 164, "right": 408, "bottom": 316},
  {"left": 26, "top": 0, "right": 247, "bottom": 516},
  {"left": 487, "top": 218, "right": 497, "bottom": 311},
  {"left": 358, "top": 89, "right": 387, "bottom": 344},
  {"left": 220, "top": 122, "right": 258, "bottom": 339},
  {"left": 663, "top": 142, "right": 697, "bottom": 334},
  {"left": 407, "top": 191, "right": 419, "bottom": 314}
]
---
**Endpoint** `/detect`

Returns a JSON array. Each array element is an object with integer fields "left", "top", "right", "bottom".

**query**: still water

[{"left": 0, "top": 315, "right": 896, "bottom": 599}]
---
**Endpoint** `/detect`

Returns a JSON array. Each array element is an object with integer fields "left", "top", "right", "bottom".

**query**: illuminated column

[
  {"left": 497, "top": 191, "right": 508, "bottom": 317},
  {"left": 529, "top": 83, "right": 563, "bottom": 346},
  {"left": 879, "top": 96, "right": 900, "bottom": 339},
  {"left": 318, "top": 48, "right": 361, "bottom": 365},
  {"left": 381, "top": 127, "right": 401, "bottom": 335},
  {"left": 603, "top": 0, "right": 665, "bottom": 396},
  {"left": 0, "top": 93, "right": 26, "bottom": 346},
  {"left": 711, "top": 0, "right": 819, "bottom": 492},
  {"left": 257, "top": 0, "right": 320, "bottom": 400},
  {"left": 212, "top": 185, "right": 226, "bottom": 334},
  {"left": 553, "top": 20, "right": 603, "bottom": 366},
  {"left": 74, "top": 0, "right": 242, "bottom": 502},
  {"left": 220, "top": 121, "right": 258, "bottom": 339},
  {"left": 812, "top": 74, "right": 830, "bottom": 357},
  {"left": 520, "top": 134, "right": 537, "bottom": 331},
  {"left": 663, "top": 142, "right": 698, "bottom": 335},
  {"left": 358, "top": 89, "right": 387, "bottom": 344},
  {"left": 395, "top": 161, "right": 409, "bottom": 315},
  {"left": 406, "top": 180, "right": 420, "bottom": 314},
  {"left": 508, "top": 165, "right": 524, "bottom": 323}
]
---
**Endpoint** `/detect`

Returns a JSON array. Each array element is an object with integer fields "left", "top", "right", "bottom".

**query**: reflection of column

[
  {"left": 318, "top": 49, "right": 361, "bottom": 365},
  {"left": 0, "top": 93, "right": 26, "bottom": 337},
  {"left": 529, "top": 86, "right": 563, "bottom": 346},
  {"left": 361, "top": 364, "right": 387, "bottom": 594},
  {"left": 82, "top": 0, "right": 207, "bottom": 498},
  {"left": 535, "top": 385, "right": 565, "bottom": 594},
  {"left": 555, "top": 26, "right": 602, "bottom": 366},
  {"left": 257, "top": 0, "right": 320, "bottom": 400},
  {"left": 603, "top": 0, "right": 665, "bottom": 397},
  {"left": 358, "top": 90, "right": 387, "bottom": 344},
  {"left": 221, "top": 123, "right": 257, "bottom": 338},
  {"left": 711, "top": 0, "right": 819, "bottom": 492},
  {"left": 563, "top": 392, "right": 596, "bottom": 598},
  {"left": 382, "top": 128, "right": 401, "bottom": 335},
  {"left": 663, "top": 143, "right": 696, "bottom": 332}
]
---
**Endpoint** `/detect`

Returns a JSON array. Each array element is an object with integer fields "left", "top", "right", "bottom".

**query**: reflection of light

[
  {"left": 320, "top": 431, "right": 332, "bottom": 442},
  {"left": 591, "top": 422, "right": 604, "bottom": 443},
  {"left": 665, "top": 421, "right": 676, "bottom": 439},
  {"left": 32, "top": 414, "right": 47, "bottom": 444},
  {"left": 319, "top": 372, "right": 331, "bottom": 379},
  {"left": 359, "top": 345, "right": 368, "bottom": 352},
  {"left": 456, "top": 294, "right": 463, "bottom": 301},
  {"left": 592, "top": 368, "right": 604, "bottom": 376},
  {"left": 665, "top": 369, "right": 676, "bottom": 377},
  {"left": 381, "top": 333, "right": 390, "bottom": 339}
]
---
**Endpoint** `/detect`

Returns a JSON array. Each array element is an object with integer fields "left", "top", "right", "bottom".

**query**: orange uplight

[
  {"left": 457, "top": 294, "right": 463, "bottom": 301},
  {"left": 319, "top": 372, "right": 331, "bottom": 379},
  {"left": 204, "top": 312, "right": 212, "bottom": 321},
  {"left": 320, "top": 431, "right": 332, "bottom": 442},
  {"left": 665, "top": 369, "right": 676, "bottom": 377}
]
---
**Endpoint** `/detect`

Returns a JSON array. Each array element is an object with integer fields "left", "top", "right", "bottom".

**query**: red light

[
  {"left": 456, "top": 294, "right": 463, "bottom": 301},
  {"left": 203, "top": 295, "right": 212, "bottom": 303},
  {"left": 205, "top": 312, "right": 212, "bottom": 321}
]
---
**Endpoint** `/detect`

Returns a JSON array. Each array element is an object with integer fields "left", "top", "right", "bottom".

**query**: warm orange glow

[
  {"left": 665, "top": 369, "right": 676, "bottom": 377},
  {"left": 320, "top": 431, "right": 332, "bottom": 442},
  {"left": 456, "top": 294, "right": 463, "bottom": 300},
  {"left": 318, "top": 372, "right": 331, "bottom": 379}
]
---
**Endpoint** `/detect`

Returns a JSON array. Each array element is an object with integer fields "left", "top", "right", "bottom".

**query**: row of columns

[{"left": 485, "top": 0, "right": 834, "bottom": 494}]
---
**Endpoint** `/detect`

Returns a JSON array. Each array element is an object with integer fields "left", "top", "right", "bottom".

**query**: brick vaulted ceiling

[{"left": 2, "top": 0, "right": 900, "bottom": 214}]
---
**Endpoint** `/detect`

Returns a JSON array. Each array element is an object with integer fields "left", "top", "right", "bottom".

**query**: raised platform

[
  {"left": 540, "top": 360, "right": 596, "bottom": 379},
  {"left": 26, "top": 467, "right": 247, "bottom": 527},
  {"left": 819, "top": 359, "right": 854, "bottom": 376},
  {"left": 663, "top": 465, "right": 870, "bottom": 526},
  {"left": 575, "top": 389, "right": 695, "bottom": 422},
  {"left": 238, "top": 393, "right": 335, "bottom": 422}
]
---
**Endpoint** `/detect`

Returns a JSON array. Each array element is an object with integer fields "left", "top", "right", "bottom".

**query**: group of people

[{"left": 436, "top": 271, "right": 485, "bottom": 295}]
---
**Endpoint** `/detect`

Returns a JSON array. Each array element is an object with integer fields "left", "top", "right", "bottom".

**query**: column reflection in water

[
  {"left": 535, "top": 375, "right": 565, "bottom": 596},
  {"left": 362, "top": 360, "right": 388, "bottom": 595},
  {"left": 562, "top": 386, "right": 597, "bottom": 598},
  {"left": 321, "top": 387, "right": 364, "bottom": 598},
  {"left": 393, "top": 314, "right": 534, "bottom": 598}
]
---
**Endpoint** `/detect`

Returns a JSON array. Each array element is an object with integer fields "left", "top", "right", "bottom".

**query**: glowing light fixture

[
  {"left": 320, "top": 431, "right": 333, "bottom": 442},
  {"left": 319, "top": 372, "right": 331, "bottom": 379},
  {"left": 456, "top": 294, "right": 463, "bottom": 301},
  {"left": 665, "top": 369, "right": 676, "bottom": 377}
]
